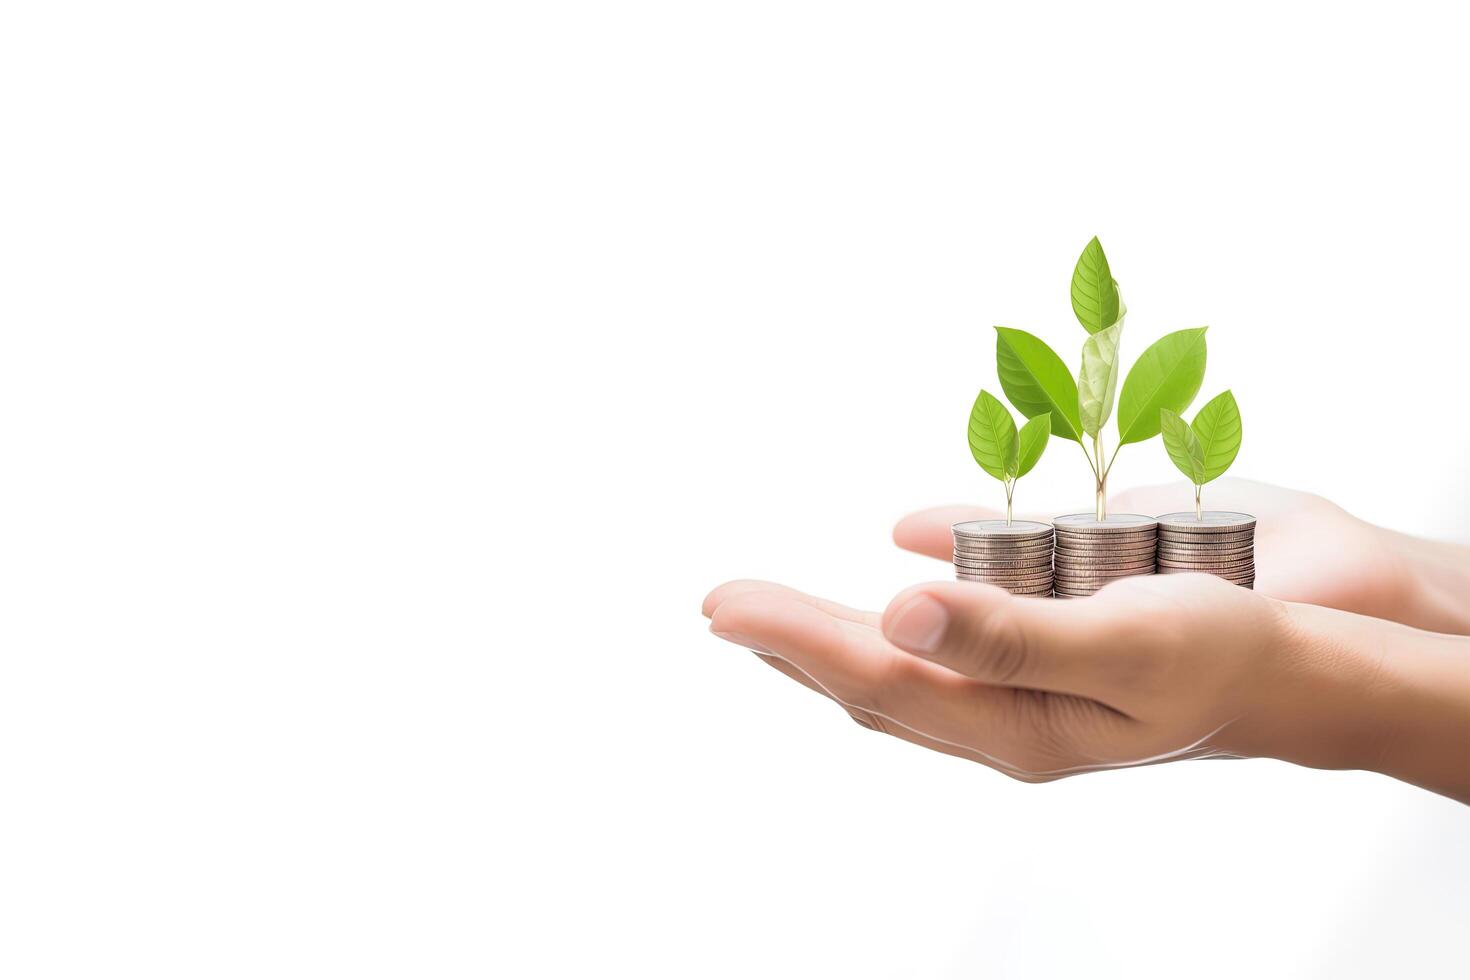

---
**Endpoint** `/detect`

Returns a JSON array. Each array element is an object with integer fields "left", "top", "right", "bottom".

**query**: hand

[
  {"left": 703, "top": 576, "right": 1470, "bottom": 802},
  {"left": 893, "top": 478, "right": 1470, "bottom": 634}
]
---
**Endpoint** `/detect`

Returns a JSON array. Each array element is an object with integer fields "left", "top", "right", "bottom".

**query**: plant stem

[
  {"left": 1093, "top": 433, "right": 1107, "bottom": 521},
  {"left": 1078, "top": 442, "right": 1099, "bottom": 482},
  {"left": 1195, "top": 484, "right": 1202, "bottom": 521},
  {"left": 1005, "top": 480, "right": 1014, "bottom": 526}
]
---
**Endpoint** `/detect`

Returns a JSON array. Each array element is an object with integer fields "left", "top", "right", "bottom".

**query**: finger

[
  {"left": 753, "top": 653, "right": 881, "bottom": 731},
  {"left": 702, "top": 579, "right": 880, "bottom": 626},
  {"left": 710, "top": 590, "right": 1031, "bottom": 755},
  {"left": 880, "top": 581, "right": 1141, "bottom": 709},
  {"left": 751, "top": 651, "right": 1066, "bottom": 776},
  {"left": 729, "top": 625, "right": 1136, "bottom": 781},
  {"left": 891, "top": 505, "right": 1050, "bottom": 562}
]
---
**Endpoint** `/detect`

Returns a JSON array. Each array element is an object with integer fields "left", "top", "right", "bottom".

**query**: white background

[{"left": 2, "top": 2, "right": 1468, "bottom": 977}]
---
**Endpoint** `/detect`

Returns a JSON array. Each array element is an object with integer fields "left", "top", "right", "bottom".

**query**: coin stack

[
  {"left": 951, "top": 520, "right": 1054, "bottom": 596},
  {"left": 1154, "top": 511, "right": 1257, "bottom": 588},
  {"left": 1051, "top": 513, "right": 1159, "bottom": 598}
]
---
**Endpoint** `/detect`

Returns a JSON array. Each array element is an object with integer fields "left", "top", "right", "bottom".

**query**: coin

[
  {"left": 1053, "top": 513, "right": 1159, "bottom": 532},
  {"left": 1155, "top": 511, "right": 1255, "bottom": 532},
  {"left": 955, "top": 558, "right": 1052, "bottom": 567},
  {"left": 1157, "top": 556, "right": 1256, "bottom": 569},
  {"left": 1054, "top": 548, "right": 1156, "bottom": 560},
  {"left": 953, "top": 546, "right": 1055, "bottom": 558},
  {"left": 1157, "top": 543, "right": 1257, "bottom": 557},
  {"left": 952, "top": 519, "right": 1053, "bottom": 539},
  {"left": 1157, "top": 536, "right": 1254, "bottom": 547},
  {"left": 1062, "top": 572, "right": 1154, "bottom": 584},
  {"left": 952, "top": 521, "right": 1056, "bottom": 594},
  {"left": 1056, "top": 561, "right": 1158, "bottom": 573}
]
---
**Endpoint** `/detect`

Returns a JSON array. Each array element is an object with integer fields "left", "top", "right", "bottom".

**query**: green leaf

[
  {"left": 1115, "top": 327, "right": 1208, "bottom": 445},
  {"left": 1191, "top": 390, "right": 1242, "bottom": 483},
  {"left": 1014, "top": 413, "right": 1050, "bottom": 479},
  {"left": 994, "top": 327, "right": 1083, "bottom": 442},
  {"left": 1078, "top": 320, "right": 1123, "bottom": 437},
  {"left": 1160, "top": 408, "right": 1205, "bottom": 484},
  {"left": 967, "top": 389, "right": 1017, "bottom": 482},
  {"left": 1070, "top": 237, "right": 1121, "bottom": 334},
  {"left": 1004, "top": 431, "right": 1020, "bottom": 479}
]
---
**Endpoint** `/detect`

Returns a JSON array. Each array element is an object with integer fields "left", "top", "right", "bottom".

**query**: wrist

[
  {"left": 1364, "top": 627, "right": 1470, "bottom": 803},
  {"left": 1387, "top": 530, "right": 1470, "bottom": 635},
  {"left": 1269, "top": 602, "right": 1470, "bottom": 803}
]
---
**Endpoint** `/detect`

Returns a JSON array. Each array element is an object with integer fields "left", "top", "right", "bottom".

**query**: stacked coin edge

[
  {"left": 1051, "top": 513, "right": 1159, "bottom": 599},
  {"left": 951, "top": 519, "right": 1054, "bottom": 596},
  {"left": 1154, "top": 511, "right": 1257, "bottom": 589}
]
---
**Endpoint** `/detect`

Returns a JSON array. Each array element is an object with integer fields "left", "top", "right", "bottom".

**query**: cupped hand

[
  {"left": 893, "top": 478, "right": 1440, "bottom": 630},
  {"left": 702, "top": 576, "right": 1385, "bottom": 783}
]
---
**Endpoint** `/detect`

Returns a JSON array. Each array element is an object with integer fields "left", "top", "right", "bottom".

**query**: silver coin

[
  {"left": 1156, "top": 567, "right": 1255, "bottom": 578},
  {"left": 1158, "top": 543, "right": 1255, "bottom": 554},
  {"left": 1157, "top": 525, "right": 1255, "bottom": 536},
  {"left": 952, "top": 519, "right": 1053, "bottom": 537},
  {"left": 954, "top": 566, "right": 1054, "bottom": 576},
  {"left": 957, "top": 579, "right": 1056, "bottom": 590},
  {"left": 1157, "top": 556, "right": 1256, "bottom": 568},
  {"left": 1055, "top": 540, "right": 1152, "bottom": 549},
  {"left": 1054, "top": 555, "right": 1157, "bottom": 565},
  {"left": 956, "top": 572, "right": 1055, "bottom": 584},
  {"left": 1055, "top": 561, "right": 1158, "bottom": 573},
  {"left": 1157, "top": 542, "right": 1255, "bottom": 553},
  {"left": 1054, "top": 534, "right": 1158, "bottom": 547},
  {"left": 952, "top": 554, "right": 1054, "bottom": 565},
  {"left": 1056, "top": 570, "right": 1157, "bottom": 579},
  {"left": 1053, "top": 546, "right": 1157, "bottom": 557},
  {"left": 953, "top": 546, "right": 1055, "bottom": 558},
  {"left": 1158, "top": 558, "right": 1256, "bottom": 571},
  {"left": 1058, "top": 543, "right": 1158, "bottom": 552},
  {"left": 1158, "top": 555, "right": 1252, "bottom": 564},
  {"left": 1056, "top": 570, "right": 1155, "bottom": 582},
  {"left": 955, "top": 554, "right": 1053, "bottom": 564},
  {"left": 1155, "top": 511, "right": 1255, "bottom": 530},
  {"left": 1158, "top": 531, "right": 1252, "bottom": 549},
  {"left": 1052, "top": 513, "right": 1159, "bottom": 531},
  {"left": 957, "top": 573, "right": 1056, "bottom": 585}
]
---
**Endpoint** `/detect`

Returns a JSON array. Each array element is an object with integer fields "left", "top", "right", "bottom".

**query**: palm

[{"left": 894, "top": 478, "right": 1411, "bottom": 626}]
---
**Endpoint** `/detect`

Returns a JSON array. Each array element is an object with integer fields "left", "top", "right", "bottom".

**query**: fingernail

[
  {"left": 886, "top": 594, "right": 949, "bottom": 655},
  {"left": 711, "top": 629, "right": 773, "bottom": 656}
]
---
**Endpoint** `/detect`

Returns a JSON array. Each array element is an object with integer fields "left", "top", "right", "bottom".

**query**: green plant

[
  {"left": 1160, "top": 391, "right": 1243, "bottom": 518},
  {"left": 994, "top": 237, "right": 1209, "bottom": 519},
  {"left": 967, "top": 389, "right": 1050, "bottom": 524}
]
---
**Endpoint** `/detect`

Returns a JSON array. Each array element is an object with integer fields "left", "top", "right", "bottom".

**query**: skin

[{"left": 702, "top": 479, "right": 1470, "bottom": 804}]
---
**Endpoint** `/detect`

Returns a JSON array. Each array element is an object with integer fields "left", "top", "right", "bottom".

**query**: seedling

[
  {"left": 967, "top": 389, "right": 1050, "bottom": 524},
  {"left": 994, "top": 237, "right": 1209, "bottom": 520},
  {"left": 1160, "top": 391, "right": 1243, "bottom": 518}
]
